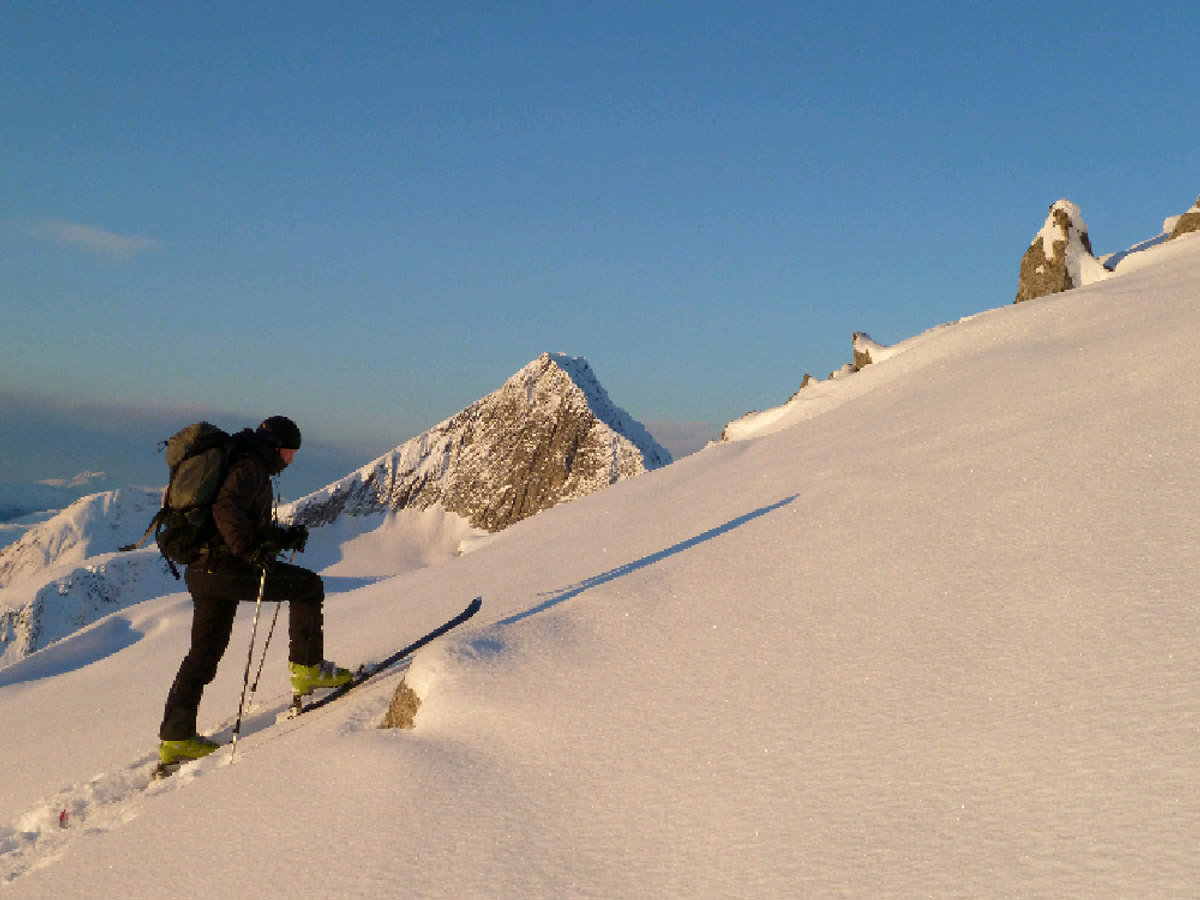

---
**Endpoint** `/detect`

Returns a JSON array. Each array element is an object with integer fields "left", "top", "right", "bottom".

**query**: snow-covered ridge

[
  {"left": 541, "top": 352, "right": 671, "bottom": 468},
  {"left": 0, "top": 489, "right": 162, "bottom": 590},
  {"left": 0, "top": 547, "right": 175, "bottom": 669},
  {"left": 721, "top": 330, "right": 913, "bottom": 442},
  {"left": 0, "top": 473, "right": 124, "bottom": 525},
  {"left": 723, "top": 209, "right": 1190, "bottom": 444},
  {"left": 0, "top": 489, "right": 171, "bottom": 667},
  {"left": 722, "top": 326, "right": 940, "bottom": 442}
]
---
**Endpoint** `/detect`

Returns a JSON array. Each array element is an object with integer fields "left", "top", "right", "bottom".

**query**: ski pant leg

[
  {"left": 183, "top": 557, "right": 327, "bottom": 665},
  {"left": 159, "top": 558, "right": 328, "bottom": 739},
  {"left": 261, "top": 561, "right": 326, "bottom": 666},
  {"left": 159, "top": 570, "right": 240, "bottom": 740}
]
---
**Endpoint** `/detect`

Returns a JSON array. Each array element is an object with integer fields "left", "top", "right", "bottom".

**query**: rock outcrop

[
  {"left": 852, "top": 332, "right": 889, "bottom": 370},
  {"left": 1168, "top": 194, "right": 1200, "bottom": 241},
  {"left": 380, "top": 679, "right": 421, "bottom": 729},
  {"left": 291, "top": 353, "right": 671, "bottom": 533},
  {"left": 1015, "top": 199, "right": 1112, "bottom": 303}
]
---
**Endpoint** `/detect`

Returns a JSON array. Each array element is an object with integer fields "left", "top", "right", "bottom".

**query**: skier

[{"left": 157, "top": 416, "right": 351, "bottom": 765}]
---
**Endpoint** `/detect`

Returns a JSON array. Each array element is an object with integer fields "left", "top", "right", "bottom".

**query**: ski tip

[{"left": 467, "top": 596, "right": 483, "bottom": 614}]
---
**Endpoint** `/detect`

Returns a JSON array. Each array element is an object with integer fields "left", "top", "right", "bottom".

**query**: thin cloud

[
  {"left": 27, "top": 217, "right": 161, "bottom": 259},
  {"left": 0, "top": 389, "right": 380, "bottom": 496},
  {"left": 0, "top": 388, "right": 220, "bottom": 435},
  {"left": 642, "top": 420, "right": 721, "bottom": 460}
]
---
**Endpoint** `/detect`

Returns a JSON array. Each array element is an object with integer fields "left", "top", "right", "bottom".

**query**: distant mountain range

[{"left": 0, "top": 472, "right": 125, "bottom": 525}]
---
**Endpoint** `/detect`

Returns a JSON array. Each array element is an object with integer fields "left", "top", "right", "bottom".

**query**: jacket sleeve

[{"left": 211, "top": 459, "right": 270, "bottom": 559}]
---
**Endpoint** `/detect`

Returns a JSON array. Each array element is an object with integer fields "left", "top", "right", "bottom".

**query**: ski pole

[
  {"left": 230, "top": 564, "right": 268, "bottom": 763},
  {"left": 249, "top": 603, "right": 281, "bottom": 696},
  {"left": 247, "top": 551, "right": 292, "bottom": 698}
]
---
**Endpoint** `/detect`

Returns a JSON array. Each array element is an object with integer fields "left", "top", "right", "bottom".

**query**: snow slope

[
  {"left": 2, "top": 232, "right": 1199, "bottom": 898},
  {"left": 0, "top": 488, "right": 162, "bottom": 589},
  {"left": 0, "top": 473, "right": 121, "bottom": 521}
]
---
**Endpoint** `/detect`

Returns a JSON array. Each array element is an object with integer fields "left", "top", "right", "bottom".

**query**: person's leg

[
  {"left": 159, "top": 570, "right": 240, "bottom": 740},
  {"left": 263, "top": 561, "right": 326, "bottom": 665},
  {"left": 261, "top": 561, "right": 351, "bottom": 694}
]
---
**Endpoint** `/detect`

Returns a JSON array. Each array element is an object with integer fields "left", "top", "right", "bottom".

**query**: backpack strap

[{"left": 119, "top": 507, "right": 167, "bottom": 553}]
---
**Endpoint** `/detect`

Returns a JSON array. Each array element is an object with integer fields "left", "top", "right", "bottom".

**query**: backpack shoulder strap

[{"left": 119, "top": 506, "right": 167, "bottom": 553}]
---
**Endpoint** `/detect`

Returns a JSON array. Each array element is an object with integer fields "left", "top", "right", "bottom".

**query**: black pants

[{"left": 159, "top": 558, "right": 326, "bottom": 741}]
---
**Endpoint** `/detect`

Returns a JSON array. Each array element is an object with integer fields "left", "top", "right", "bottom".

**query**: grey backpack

[{"left": 122, "top": 422, "right": 235, "bottom": 577}]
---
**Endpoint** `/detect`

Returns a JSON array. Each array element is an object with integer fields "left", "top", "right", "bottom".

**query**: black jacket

[{"left": 210, "top": 430, "right": 287, "bottom": 562}]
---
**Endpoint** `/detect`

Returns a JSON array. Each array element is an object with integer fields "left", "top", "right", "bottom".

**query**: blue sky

[{"left": 3, "top": 0, "right": 1197, "bottom": 496}]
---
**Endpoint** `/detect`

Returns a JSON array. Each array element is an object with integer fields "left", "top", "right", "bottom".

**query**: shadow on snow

[
  {"left": 497, "top": 494, "right": 798, "bottom": 627},
  {"left": 0, "top": 617, "right": 143, "bottom": 689}
]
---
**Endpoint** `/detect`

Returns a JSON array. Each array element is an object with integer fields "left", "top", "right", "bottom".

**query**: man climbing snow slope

[{"left": 157, "top": 416, "right": 351, "bottom": 765}]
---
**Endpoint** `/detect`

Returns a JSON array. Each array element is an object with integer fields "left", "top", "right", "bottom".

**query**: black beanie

[{"left": 258, "top": 416, "right": 302, "bottom": 450}]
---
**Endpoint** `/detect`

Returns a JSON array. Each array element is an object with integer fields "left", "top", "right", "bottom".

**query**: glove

[
  {"left": 248, "top": 540, "right": 282, "bottom": 571},
  {"left": 279, "top": 524, "right": 309, "bottom": 553}
]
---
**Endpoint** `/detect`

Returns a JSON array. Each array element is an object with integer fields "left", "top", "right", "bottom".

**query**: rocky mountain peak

[{"left": 291, "top": 353, "right": 671, "bottom": 533}]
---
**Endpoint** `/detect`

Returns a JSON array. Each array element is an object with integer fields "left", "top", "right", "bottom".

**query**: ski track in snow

[{"left": 0, "top": 662, "right": 409, "bottom": 884}]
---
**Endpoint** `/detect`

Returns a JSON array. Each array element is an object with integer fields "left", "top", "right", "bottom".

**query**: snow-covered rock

[
  {"left": 852, "top": 331, "right": 893, "bottom": 369},
  {"left": 1168, "top": 192, "right": 1200, "bottom": 241},
  {"left": 290, "top": 352, "right": 671, "bottom": 533},
  {"left": 1015, "top": 199, "right": 1113, "bottom": 303}
]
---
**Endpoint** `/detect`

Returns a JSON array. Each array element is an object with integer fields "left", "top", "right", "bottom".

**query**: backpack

[{"left": 121, "top": 422, "right": 237, "bottom": 578}]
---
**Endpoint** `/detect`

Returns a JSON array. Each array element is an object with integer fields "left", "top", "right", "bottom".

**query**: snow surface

[
  {"left": 0, "top": 488, "right": 162, "bottom": 588},
  {"left": 3, "top": 232, "right": 1200, "bottom": 898}
]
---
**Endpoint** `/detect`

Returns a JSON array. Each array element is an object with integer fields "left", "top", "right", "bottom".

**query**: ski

[{"left": 288, "top": 596, "right": 482, "bottom": 717}]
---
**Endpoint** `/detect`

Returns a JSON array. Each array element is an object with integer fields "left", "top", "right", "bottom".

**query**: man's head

[{"left": 258, "top": 416, "right": 302, "bottom": 467}]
